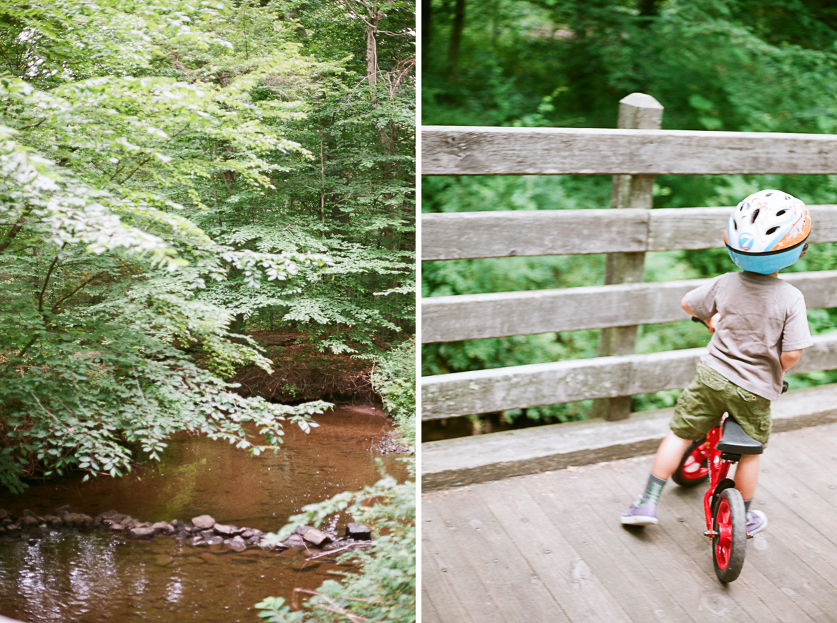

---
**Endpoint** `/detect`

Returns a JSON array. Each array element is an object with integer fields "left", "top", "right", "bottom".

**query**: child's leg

[
  {"left": 651, "top": 430, "right": 693, "bottom": 480},
  {"left": 734, "top": 454, "right": 768, "bottom": 534},
  {"left": 734, "top": 454, "right": 760, "bottom": 501},
  {"left": 621, "top": 430, "right": 692, "bottom": 526}
]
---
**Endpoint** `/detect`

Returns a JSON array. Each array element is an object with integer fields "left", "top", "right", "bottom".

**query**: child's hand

[{"left": 706, "top": 313, "right": 720, "bottom": 334}]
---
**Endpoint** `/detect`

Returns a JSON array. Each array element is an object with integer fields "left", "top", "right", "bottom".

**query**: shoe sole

[{"left": 620, "top": 515, "right": 658, "bottom": 526}]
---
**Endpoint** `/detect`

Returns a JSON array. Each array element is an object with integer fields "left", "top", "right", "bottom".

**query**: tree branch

[
  {"left": 0, "top": 205, "right": 33, "bottom": 255},
  {"left": 50, "top": 272, "right": 105, "bottom": 314},
  {"left": 38, "top": 254, "right": 60, "bottom": 314}
]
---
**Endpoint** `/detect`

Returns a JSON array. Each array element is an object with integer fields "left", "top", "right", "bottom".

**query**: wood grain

[
  {"left": 421, "top": 333, "right": 837, "bottom": 419},
  {"left": 422, "top": 126, "right": 837, "bottom": 176},
  {"left": 421, "top": 270, "right": 837, "bottom": 343},
  {"left": 421, "top": 205, "right": 837, "bottom": 261}
]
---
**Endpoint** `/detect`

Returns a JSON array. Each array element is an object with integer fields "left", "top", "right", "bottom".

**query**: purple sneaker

[
  {"left": 621, "top": 499, "right": 658, "bottom": 526},
  {"left": 747, "top": 510, "right": 767, "bottom": 536}
]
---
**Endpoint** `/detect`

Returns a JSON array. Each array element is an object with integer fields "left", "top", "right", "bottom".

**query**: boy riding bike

[{"left": 621, "top": 189, "right": 813, "bottom": 535}]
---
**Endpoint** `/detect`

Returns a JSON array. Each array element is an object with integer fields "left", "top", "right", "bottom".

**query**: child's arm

[
  {"left": 682, "top": 298, "right": 720, "bottom": 333},
  {"left": 781, "top": 349, "right": 803, "bottom": 373}
]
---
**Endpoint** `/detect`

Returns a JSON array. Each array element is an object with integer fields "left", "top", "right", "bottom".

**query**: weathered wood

[
  {"left": 421, "top": 333, "right": 837, "bottom": 420},
  {"left": 423, "top": 425, "right": 837, "bottom": 623},
  {"left": 474, "top": 483, "right": 633, "bottom": 622},
  {"left": 421, "top": 205, "right": 837, "bottom": 261},
  {"left": 433, "top": 492, "right": 573, "bottom": 622},
  {"left": 422, "top": 126, "right": 837, "bottom": 176},
  {"left": 595, "top": 94, "right": 663, "bottom": 421},
  {"left": 421, "top": 270, "right": 837, "bottom": 343},
  {"left": 421, "top": 503, "right": 491, "bottom": 623},
  {"left": 421, "top": 383, "right": 837, "bottom": 490}
]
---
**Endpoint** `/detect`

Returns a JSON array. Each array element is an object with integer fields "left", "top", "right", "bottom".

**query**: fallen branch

[{"left": 305, "top": 541, "right": 373, "bottom": 560}]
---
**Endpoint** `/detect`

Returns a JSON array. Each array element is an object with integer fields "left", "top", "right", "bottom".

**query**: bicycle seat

[{"left": 716, "top": 416, "right": 764, "bottom": 455}]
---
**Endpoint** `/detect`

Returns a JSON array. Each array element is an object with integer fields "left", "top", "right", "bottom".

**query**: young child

[{"left": 621, "top": 189, "right": 813, "bottom": 535}]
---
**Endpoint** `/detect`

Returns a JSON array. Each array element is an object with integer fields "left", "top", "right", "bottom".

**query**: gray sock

[
  {"left": 641, "top": 473, "right": 667, "bottom": 505},
  {"left": 744, "top": 499, "right": 751, "bottom": 513}
]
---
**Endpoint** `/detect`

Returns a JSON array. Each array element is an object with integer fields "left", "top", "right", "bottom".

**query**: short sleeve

[
  {"left": 683, "top": 275, "right": 722, "bottom": 321},
  {"left": 782, "top": 291, "right": 813, "bottom": 351}
]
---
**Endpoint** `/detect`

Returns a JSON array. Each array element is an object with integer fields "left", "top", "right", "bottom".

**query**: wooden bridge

[{"left": 420, "top": 93, "right": 837, "bottom": 621}]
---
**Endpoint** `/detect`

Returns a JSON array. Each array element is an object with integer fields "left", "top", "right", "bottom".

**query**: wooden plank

[
  {"left": 475, "top": 479, "right": 632, "bottom": 623},
  {"left": 595, "top": 94, "right": 663, "bottom": 422},
  {"left": 421, "top": 333, "right": 837, "bottom": 420},
  {"left": 552, "top": 464, "right": 774, "bottom": 622},
  {"left": 421, "top": 270, "right": 837, "bottom": 343},
  {"left": 421, "top": 205, "right": 837, "bottom": 261},
  {"left": 422, "top": 126, "right": 837, "bottom": 176},
  {"left": 420, "top": 590, "right": 443, "bottom": 623},
  {"left": 606, "top": 459, "right": 811, "bottom": 621},
  {"left": 421, "top": 500, "right": 497, "bottom": 623},
  {"left": 431, "top": 487, "right": 571, "bottom": 623},
  {"left": 510, "top": 476, "right": 698, "bottom": 623},
  {"left": 421, "top": 383, "right": 837, "bottom": 490}
]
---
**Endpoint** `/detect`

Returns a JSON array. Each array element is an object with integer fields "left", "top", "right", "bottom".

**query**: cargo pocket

[
  {"left": 736, "top": 386, "right": 758, "bottom": 403},
  {"left": 697, "top": 364, "right": 727, "bottom": 392}
]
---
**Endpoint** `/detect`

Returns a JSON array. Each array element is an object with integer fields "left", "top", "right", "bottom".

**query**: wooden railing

[{"left": 421, "top": 93, "right": 837, "bottom": 426}]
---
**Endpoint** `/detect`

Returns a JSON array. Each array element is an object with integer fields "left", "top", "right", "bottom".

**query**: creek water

[{"left": 0, "top": 405, "right": 409, "bottom": 623}]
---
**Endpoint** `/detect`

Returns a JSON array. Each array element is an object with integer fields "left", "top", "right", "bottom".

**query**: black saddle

[{"left": 716, "top": 416, "right": 764, "bottom": 457}]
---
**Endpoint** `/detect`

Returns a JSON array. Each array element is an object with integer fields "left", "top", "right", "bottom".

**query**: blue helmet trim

[{"left": 726, "top": 244, "right": 805, "bottom": 274}]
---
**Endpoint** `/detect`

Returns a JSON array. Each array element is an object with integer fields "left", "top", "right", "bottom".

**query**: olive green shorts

[{"left": 670, "top": 362, "right": 772, "bottom": 447}]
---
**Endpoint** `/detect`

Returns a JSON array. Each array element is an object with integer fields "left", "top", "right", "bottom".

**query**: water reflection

[{"left": 0, "top": 406, "right": 408, "bottom": 623}]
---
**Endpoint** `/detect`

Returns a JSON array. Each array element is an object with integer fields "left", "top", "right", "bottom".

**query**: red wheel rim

[
  {"left": 715, "top": 498, "right": 733, "bottom": 570},
  {"left": 680, "top": 445, "right": 709, "bottom": 481}
]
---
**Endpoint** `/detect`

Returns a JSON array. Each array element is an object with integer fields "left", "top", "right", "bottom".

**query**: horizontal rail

[
  {"left": 422, "top": 270, "right": 837, "bottom": 343},
  {"left": 422, "top": 205, "right": 837, "bottom": 261},
  {"left": 422, "top": 126, "right": 837, "bottom": 176},
  {"left": 420, "top": 332, "right": 837, "bottom": 420}
]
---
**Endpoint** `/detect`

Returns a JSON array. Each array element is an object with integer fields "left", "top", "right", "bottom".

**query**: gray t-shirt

[{"left": 684, "top": 271, "right": 813, "bottom": 401}]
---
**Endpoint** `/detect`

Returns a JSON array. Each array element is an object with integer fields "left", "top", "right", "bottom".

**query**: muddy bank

[{"left": 231, "top": 332, "right": 378, "bottom": 404}]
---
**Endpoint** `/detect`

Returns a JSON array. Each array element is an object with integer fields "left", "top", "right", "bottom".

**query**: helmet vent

[
  {"left": 777, "top": 209, "right": 786, "bottom": 216},
  {"left": 752, "top": 209, "right": 760, "bottom": 223},
  {"left": 766, "top": 226, "right": 779, "bottom": 235}
]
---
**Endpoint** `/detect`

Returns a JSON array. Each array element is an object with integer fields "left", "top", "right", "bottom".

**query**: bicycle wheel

[
  {"left": 672, "top": 438, "right": 709, "bottom": 487},
  {"left": 712, "top": 488, "right": 747, "bottom": 583}
]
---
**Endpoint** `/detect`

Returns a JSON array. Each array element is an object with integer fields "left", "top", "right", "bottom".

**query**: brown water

[{"left": 0, "top": 406, "right": 410, "bottom": 623}]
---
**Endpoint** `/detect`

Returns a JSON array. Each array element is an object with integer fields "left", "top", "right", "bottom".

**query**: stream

[{"left": 0, "top": 405, "right": 409, "bottom": 623}]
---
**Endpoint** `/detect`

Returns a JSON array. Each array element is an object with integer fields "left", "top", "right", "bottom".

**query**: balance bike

[{"left": 673, "top": 414, "right": 764, "bottom": 583}]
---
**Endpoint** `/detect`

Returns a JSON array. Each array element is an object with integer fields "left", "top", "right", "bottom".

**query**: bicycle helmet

[{"left": 725, "top": 189, "right": 812, "bottom": 274}]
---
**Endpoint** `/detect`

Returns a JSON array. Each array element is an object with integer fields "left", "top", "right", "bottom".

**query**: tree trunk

[
  {"left": 447, "top": 0, "right": 466, "bottom": 81},
  {"left": 366, "top": 15, "right": 380, "bottom": 86},
  {"left": 638, "top": 0, "right": 659, "bottom": 18},
  {"left": 422, "top": 0, "right": 432, "bottom": 55}
]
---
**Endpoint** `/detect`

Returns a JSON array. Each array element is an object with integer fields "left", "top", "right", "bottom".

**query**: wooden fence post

[{"left": 592, "top": 93, "right": 664, "bottom": 421}]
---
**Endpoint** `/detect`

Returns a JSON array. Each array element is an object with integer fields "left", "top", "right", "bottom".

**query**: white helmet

[{"left": 725, "top": 189, "right": 811, "bottom": 274}]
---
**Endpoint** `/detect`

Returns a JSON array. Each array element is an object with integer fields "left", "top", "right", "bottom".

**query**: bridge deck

[{"left": 422, "top": 421, "right": 837, "bottom": 623}]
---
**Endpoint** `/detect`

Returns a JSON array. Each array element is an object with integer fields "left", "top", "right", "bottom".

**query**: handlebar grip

[{"left": 691, "top": 316, "right": 706, "bottom": 326}]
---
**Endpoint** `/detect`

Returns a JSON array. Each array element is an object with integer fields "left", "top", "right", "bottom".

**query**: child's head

[{"left": 724, "top": 189, "right": 812, "bottom": 274}]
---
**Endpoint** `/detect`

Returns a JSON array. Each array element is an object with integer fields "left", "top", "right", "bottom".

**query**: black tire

[
  {"left": 712, "top": 488, "right": 747, "bottom": 583},
  {"left": 672, "top": 438, "right": 709, "bottom": 487}
]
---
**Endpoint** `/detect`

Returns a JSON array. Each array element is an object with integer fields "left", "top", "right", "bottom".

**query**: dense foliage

[
  {"left": 423, "top": 0, "right": 837, "bottom": 430},
  {"left": 0, "top": 0, "right": 415, "bottom": 493}
]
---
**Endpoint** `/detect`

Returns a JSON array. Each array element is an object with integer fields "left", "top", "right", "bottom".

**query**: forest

[
  {"left": 0, "top": 1, "right": 415, "bottom": 622},
  {"left": 422, "top": 0, "right": 837, "bottom": 436}
]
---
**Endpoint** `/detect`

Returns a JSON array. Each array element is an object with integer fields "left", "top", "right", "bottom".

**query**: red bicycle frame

[{"left": 702, "top": 417, "right": 732, "bottom": 533}]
